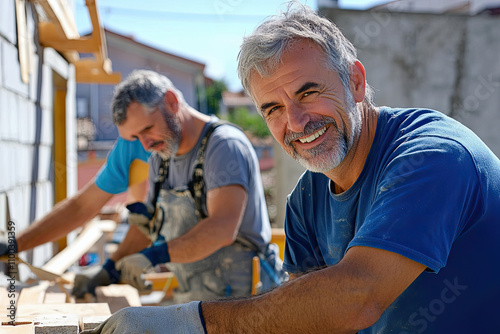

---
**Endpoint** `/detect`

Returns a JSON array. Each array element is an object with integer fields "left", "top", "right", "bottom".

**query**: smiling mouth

[{"left": 298, "top": 126, "right": 328, "bottom": 144}]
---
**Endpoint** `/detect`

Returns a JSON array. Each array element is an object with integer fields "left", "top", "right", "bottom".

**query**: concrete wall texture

[
  {"left": 0, "top": 1, "right": 77, "bottom": 272},
  {"left": 273, "top": 9, "right": 500, "bottom": 227},
  {"left": 321, "top": 8, "right": 500, "bottom": 155}
]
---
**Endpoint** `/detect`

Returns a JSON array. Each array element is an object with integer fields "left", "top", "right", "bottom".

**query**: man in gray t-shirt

[{"left": 74, "top": 70, "right": 282, "bottom": 302}]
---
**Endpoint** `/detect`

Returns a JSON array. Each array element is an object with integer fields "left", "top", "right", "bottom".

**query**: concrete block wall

[
  {"left": 0, "top": 1, "right": 77, "bottom": 273},
  {"left": 320, "top": 8, "right": 500, "bottom": 156}
]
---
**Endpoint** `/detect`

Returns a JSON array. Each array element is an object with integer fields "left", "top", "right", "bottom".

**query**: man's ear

[
  {"left": 350, "top": 60, "right": 366, "bottom": 103},
  {"left": 164, "top": 90, "right": 179, "bottom": 114}
]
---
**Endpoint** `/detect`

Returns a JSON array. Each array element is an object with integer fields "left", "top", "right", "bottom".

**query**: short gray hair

[
  {"left": 111, "top": 70, "right": 186, "bottom": 125},
  {"left": 237, "top": 2, "right": 374, "bottom": 109}
]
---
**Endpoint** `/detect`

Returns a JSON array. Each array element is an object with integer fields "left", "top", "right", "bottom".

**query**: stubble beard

[
  {"left": 285, "top": 95, "right": 361, "bottom": 173},
  {"left": 151, "top": 109, "right": 182, "bottom": 161}
]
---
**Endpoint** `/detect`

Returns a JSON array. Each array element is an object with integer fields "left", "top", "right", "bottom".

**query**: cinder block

[
  {"left": 18, "top": 96, "right": 31, "bottom": 143},
  {"left": 10, "top": 94, "right": 20, "bottom": 142},
  {"left": 0, "top": 89, "right": 15, "bottom": 140},
  {"left": 33, "top": 314, "right": 79, "bottom": 334},
  {"left": 81, "top": 315, "right": 110, "bottom": 331},
  {"left": 0, "top": 1, "right": 16, "bottom": 44},
  {"left": 38, "top": 144, "right": 52, "bottom": 182},
  {"left": 35, "top": 181, "right": 54, "bottom": 220},
  {"left": 1, "top": 41, "right": 28, "bottom": 97},
  {"left": 18, "top": 144, "right": 34, "bottom": 185}
]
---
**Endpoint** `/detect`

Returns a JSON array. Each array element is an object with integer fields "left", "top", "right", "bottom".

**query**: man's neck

[
  {"left": 176, "top": 107, "right": 211, "bottom": 155},
  {"left": 325, "top": 105, "right": 379, "bottom": 194}
]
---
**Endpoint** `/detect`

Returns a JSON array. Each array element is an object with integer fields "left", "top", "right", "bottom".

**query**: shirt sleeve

[
  {"left": 349, "top": 136, "right": 483, "bottom": 272},
  {"left": 95, "top": 138, "right": 151, "bottom": 194},
  {"left": 203, "top": 126, "right": 251, "bottom": 192}
]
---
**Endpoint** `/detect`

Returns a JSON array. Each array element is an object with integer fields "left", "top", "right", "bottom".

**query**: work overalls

[{"left": 151, "top": 122, "right": 257, "bottom": 303}]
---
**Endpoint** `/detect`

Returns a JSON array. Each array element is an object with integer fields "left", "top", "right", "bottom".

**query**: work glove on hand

[
  {"left": 126, "top": 202, "right": 154, "bottom": 237},
  {"left": 72, "top": 259, "right": 121, "bottom": 298},
  {"left": 115, "top": 241, "right": 170, "bottom": 293},
  {"left": 81, "top": 301, "right": 206, "bottom": 334}
]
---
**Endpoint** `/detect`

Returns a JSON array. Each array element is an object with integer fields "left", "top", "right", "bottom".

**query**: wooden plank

[
  {"left": 143, "top": 272, "right": 178, "bottom": 292},
  {"left": 42, "top": 220, "right": 104, "bottom": 275},
  {"left": 17, "top": 282, "right": 50, "bottom": 305},
  {"left": 17, "top": 303, "right": 111, "bottom": 322},
  {"left": 33, "top": 314, "right": 79, "bottom": 334},
  {"left": 0, "top": 322, "right": 34, "bottom": 334},
  {"left": 15, "top": 0, "right": 30, "bottom": 84},
  {"left": 95, "top": 284, "right": 141, "bottom": 314}
]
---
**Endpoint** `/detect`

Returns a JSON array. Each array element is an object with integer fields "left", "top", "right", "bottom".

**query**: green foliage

[
  {"left": 205, "top": 80, "right": 227, "bottom": 115},
  {"left": 225, "top": 107, "right": 270, "bottom": 138}
]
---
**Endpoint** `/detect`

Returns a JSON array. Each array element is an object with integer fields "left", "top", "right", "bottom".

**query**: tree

[{"left": 205, "top": 79, "right": 227, "bottom": 115}]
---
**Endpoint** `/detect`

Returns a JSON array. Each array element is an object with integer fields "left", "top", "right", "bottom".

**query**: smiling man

[
  {"left": 74, "top": 69, "right": 283, "bottom": 304},
  {"left": 84, "top": 3, "right": 500, "bottom": 334}
]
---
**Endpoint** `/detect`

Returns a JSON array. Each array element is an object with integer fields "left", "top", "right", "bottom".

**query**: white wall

[{"left": 0, "top": 0, "right": 77, "bottom": 276}]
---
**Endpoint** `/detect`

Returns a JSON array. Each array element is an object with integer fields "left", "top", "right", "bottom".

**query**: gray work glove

[
  {"left": 72, "top": 259, "right": 121, "bottom": 298},
  {"left": 126, "top": 202, "right": 154, "bottom": 237},
  {"left": 115, "top": 253, "right": 154, "bottom": 293},
  {"left": 115, "top": 241, "right": 171, "bottom": 293},
  {"left": 81, "top": 301, "right": 206, "bottom": 334}
]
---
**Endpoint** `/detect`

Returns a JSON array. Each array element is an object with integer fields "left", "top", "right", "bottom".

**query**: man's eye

[
  {"left": 302, "top": 91, "right": 318, "bottom": 98},
  {"left": 265, "top": 106, "right": 280, "bottom": 117}
]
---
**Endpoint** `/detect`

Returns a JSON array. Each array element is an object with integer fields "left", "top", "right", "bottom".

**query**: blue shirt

[
  {"left": 95, "top": 137, "right": 151, "bottom": 194},
  {"left": 284, "top": 107, "right": 500, "bottom": 333}
]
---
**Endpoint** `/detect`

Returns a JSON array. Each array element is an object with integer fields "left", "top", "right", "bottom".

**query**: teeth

[{"left": 299, "top": 127, "right": 327, "bottom": 143}]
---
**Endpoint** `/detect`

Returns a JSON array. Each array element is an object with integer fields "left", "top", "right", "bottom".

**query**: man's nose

[
  {"left": 286, "top": 103, "right": 309, "bottom": 133},
  {"left": 138, "top": 135, "right": 154, "bottom": 150}
]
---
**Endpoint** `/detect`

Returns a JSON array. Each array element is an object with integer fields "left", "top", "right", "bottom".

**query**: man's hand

[
  {"left": 115, "top": 241, "right": 171, "bottom": 292},
  {"left": 81, "top": 301, "right": 206, "bottom": 334},
  {"left": 72, "top": 259, "right": 121, "bottom": 298},
  {"left": 126, "top": 202, "right": 154, "bottom": 237},
  {"left": 114, "top": 253, "right": 154, "bottom": 292}
]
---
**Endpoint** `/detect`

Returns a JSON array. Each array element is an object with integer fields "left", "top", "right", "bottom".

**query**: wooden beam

[
  {"left": 95, "top": 284, "right": 141, "bottom": 314},
  {"left": 17, "top": 281, "right": 50, "bottom": 305},
  {"left": 41, "top": 220, "right": 104, "bottom": 276}
]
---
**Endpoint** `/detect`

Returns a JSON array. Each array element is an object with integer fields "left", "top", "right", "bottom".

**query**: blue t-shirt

[
  {"left": 148, "top": 116, "right": 271, "bottom": 250},
  {"left": 284, "top": 107, "right": 500, "bottom": 333},
  {"left": 95, "top": 137, "right": 151, "bottom": 194}
]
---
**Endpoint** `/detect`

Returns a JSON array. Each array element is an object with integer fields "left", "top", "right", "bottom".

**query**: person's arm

[
  {"left": 109, "top": 225, "right": 151, "bottom": 262},
  {"left": 16, "top": 181, "right": 113, "bottom": 252},
  {"left": 167, "top": 184, "right": 247, "bottom": 263},
  {"left": 202, "top": 246, "right": 426, "bottom": 333}
]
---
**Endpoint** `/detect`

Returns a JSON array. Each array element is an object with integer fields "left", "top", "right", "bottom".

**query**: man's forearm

[
  {"left": 201, "top": 247, "right": 426, "bottom": 333},
  {"left": 16, "top": 182, "right": 112, "bottom": 251},
  {"left": 201, "top": 267, "right": 362, "bottom": 334},
  {"left": 109, "top": 225, "right": 151, "bottom": 262}
]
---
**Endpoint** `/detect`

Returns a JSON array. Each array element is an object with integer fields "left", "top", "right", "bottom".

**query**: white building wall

[{"left": 0, "top": 1, "right": 77, "bottom": 274}]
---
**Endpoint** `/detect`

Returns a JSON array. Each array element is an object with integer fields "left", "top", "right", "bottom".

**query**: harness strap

[{"left": 153, "top": 120, "right": 234, "bottom": 220}]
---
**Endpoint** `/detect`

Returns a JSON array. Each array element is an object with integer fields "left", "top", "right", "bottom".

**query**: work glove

[
  {"left": 81, "top": 301, "right": 206, "bottom": 334},
  {"left": 126, "top": 202, "right": 154, "bottom": 237},
  {"left": 0, "top": 229, "right": 17, "bottom": 256},
  {"left": 72, "top": 259, "right": 121, "bottom": 298},
  {"left": 115, "top": 241, "right": 171, "bottom": 293}
]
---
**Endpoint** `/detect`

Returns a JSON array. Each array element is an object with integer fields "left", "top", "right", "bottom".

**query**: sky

[{"left": 74, "top": 0, "right": 391, "bottom": 92}]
